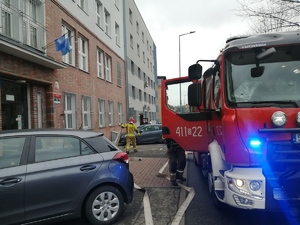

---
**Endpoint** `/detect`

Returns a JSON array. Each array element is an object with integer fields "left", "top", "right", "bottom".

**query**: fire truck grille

[{"left": 267, "top": 141, "right": 300, "bottom": 168}]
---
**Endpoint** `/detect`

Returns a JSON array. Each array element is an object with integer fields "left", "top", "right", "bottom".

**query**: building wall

[
  {"left": 45, "top": 0, "right": 127, "bottom": 139},
  {"left": 123, "top": 0, "right": 157, "bottom": 124}
]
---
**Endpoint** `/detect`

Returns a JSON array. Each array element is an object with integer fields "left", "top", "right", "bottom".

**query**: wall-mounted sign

[{"left": 6, "top": 94, "right": 15, "bottom": 101}]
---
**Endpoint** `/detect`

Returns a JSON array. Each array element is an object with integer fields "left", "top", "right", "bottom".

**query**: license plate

[{"left": 294, "top": 133, "right": 300, "bottom": 143}]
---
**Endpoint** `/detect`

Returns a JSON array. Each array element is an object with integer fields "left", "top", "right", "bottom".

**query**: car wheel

[{"left": 84, "top": 185, "right": 124, "bottom": 225}]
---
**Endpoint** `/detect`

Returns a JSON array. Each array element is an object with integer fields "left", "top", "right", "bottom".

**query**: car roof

[{"left": 0, "top": 129, "right": 103, "bottom": 139}]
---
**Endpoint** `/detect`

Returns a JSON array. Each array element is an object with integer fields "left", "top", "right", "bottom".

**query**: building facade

[
  {"left": 124, "top": 0, "right": 158, "bottom": 125},
  {"left": 0, "top": 0, "right": 157, "bottom": 139}
]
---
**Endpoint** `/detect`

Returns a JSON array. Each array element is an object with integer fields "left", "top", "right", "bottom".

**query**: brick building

[{"left": 0, "top": 0, "right": 157, "bottom": 140}]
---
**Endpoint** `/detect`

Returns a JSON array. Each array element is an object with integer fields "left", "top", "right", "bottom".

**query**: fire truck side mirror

[
  {"left": 188, "top": 64, "right": 202, "bottom": 80},
  {"left": 188, "top": 82, "right": 202, "bottom": 107}
]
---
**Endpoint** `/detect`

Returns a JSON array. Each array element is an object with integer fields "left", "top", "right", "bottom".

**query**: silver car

[{"left": 0, "top": 129, "right": 134, "bottom": 225}]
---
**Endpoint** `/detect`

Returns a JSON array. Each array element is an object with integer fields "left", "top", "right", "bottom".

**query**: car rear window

[{"left": 84, "top": 136, "right": 118, "bottom": 153}]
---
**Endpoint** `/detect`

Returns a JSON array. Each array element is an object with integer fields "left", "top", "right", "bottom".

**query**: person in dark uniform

[{"left": 164, "top": 139, "right": 186, "bottom": 186}]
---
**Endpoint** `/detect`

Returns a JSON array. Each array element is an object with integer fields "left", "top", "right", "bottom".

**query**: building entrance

[{"left": 1, "top": 80, "right": 28, "bottom": 130}]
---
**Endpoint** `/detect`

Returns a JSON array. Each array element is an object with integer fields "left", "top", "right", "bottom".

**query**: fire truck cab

[{"left": 161, "top": 31, "right": 300, "bottom": 215}]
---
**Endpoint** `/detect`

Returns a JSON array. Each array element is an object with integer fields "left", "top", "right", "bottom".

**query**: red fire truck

[{"left": 161, "top": 31, "right": 300, "bottom": 215}]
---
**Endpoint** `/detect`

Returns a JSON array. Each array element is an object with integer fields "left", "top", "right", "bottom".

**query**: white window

[
  {"left": 82, "top": 96, "right": 91, "bottom": 129},
  {"left": 130, "top": 34, "right": 133, "bottom": 48},
  {"left": 104, "top": 9, "right": 111, "bottom": 36},
  {"left": 64, "top": 93, "right": 76, "bottom": 129},
  {"left": 117, "top": 61, "right": 121, "bottom": 87},
  {"left": 97, "top": 49, "right": 104, "bottom": 79},
  {"left": 1, "top": 2, "right": 12, "bottom": 37},
  {"left": 1, "top": 0, "right": 45, "bottom": 50},
  {"left": 115, "top": 0, "right": 120, "bottom": 9},
  {"left": 132, "top": 86, "right": 135, "bottom": 99},
  {"left": 78, "top": 0, "right": 87, "bottom": 11},
  {"left": 96, "top": 0, "right": 103, "bottom": 28},
  {"left": 136, "top": 21, "right": 139, "bottom": 34},
  {"left": 37, "top": 92, "right": 42, "bottom": 128},
  {"left": 108, "top": 101, "right": 114, "bottom": 126},
  {"left": 129, "top": 8, "right": 132, "bottom": 23},
  {"left": 78, "top": 36, "right": 88, "bottom": 72},
  {"left": 118, "top": 103, "right": 123, "bottom": 124},
  {"left": 105, "top": 55, "right": 112, "bottom": 82},
  {"left": 115, "top": 22, "right": 120, "bottom": 45},
  {"left": 98, "top": 99, "right": 106, "bottom": 127},
  {"left": 137, "top": 44, "right": 140, "bottom": 56},
  {"left": 62, "top": 24, "right": 75, "bottom": 65}
]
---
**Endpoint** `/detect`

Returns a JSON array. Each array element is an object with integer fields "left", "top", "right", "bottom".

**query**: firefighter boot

[
  {"left": 170, "top": 173, "right": 178, "bottom": 186},
  {"left": 176, "top": 171, "right": 186, "bottom": 182}
]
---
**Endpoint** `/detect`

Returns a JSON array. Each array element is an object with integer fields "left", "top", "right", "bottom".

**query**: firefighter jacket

[{"left": 121, "top": 122, "right": 138, "bottom": 137}]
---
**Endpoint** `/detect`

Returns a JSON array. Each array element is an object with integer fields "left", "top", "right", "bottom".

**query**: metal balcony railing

[{"left": 0, "top": 0, "right": 46, "bottom": 52}]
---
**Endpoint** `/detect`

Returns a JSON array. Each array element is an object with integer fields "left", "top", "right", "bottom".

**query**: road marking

[
  {"left": 143, "top": 191, "right": 154, "bottom": 225},
  {"left": 134, "top": 183, "right": 154, "bottom": 225}
]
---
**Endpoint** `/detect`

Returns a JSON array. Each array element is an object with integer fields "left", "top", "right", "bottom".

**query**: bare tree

[{"left": 235, "top": 0, "right": 300, "bottom": 33}]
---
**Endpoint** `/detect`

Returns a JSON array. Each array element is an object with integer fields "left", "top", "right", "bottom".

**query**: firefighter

[
  {"left": 121, "top": 118, "right": 140, "bottom": 154},
  {"left": 165, "top": 139, "right": 186, "bottom": 186}
]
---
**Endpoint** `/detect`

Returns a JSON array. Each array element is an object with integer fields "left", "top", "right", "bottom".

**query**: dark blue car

[
  {"left": 0, "top": 129, "right": 134, "bottom": 225},
  {"left": 119, "top": 124, "right": 163, "bottom": 145}
]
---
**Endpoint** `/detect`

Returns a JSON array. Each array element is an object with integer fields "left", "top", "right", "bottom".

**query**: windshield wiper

[{"left": 236, "top": 100, "right": 300, "bottom": 108}]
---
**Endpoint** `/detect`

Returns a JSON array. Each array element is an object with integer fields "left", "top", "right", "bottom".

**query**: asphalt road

[
  {"left": 48, "top": 144, "right": 300, "bottom": 225},
  {"left": 185, "top": 153, "right": 300, "bottom": 225}
]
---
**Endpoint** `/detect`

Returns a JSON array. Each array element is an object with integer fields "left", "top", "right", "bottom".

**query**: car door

[
  {"left": 0, "top": 137, "right": 27, "bottom": 225},
  {"left": 24, "top": 135, "right": 104, "bottom": 221}
]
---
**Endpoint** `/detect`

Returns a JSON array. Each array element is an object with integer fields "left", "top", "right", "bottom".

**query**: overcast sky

[{"left": 134, "top": 0, "right": 251, "bottom": 79}]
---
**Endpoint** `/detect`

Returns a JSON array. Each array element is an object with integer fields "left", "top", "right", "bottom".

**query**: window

[
  {"left": 115, "top": 0, "right": 120, "bottom": 9},
  {"left": 97, "top": 49, "right": 104, "bottom": 79},
  {"left": 143, "top": 52, "right": 145, "bottom": 62},
  {"left": 37, "top": 92, "right": 42, "bottom": 128},
  {"left": 104, "top": 9, "right": 111, "bottom": 36},
  {"left": 35, "top": 136, "right": 82, "bottom": 162},
  {"left": 131, "top": 61, "right": 134, "bottom": 74},
  {"left": 117, "top": 61, "right": 121, "bottom": 87},
  {"left": 2, "top": 9, "right": 12, "bottom": 37},
  {"left": 139, "top": 89, "right": 142, "bottom": 101},
  {"left": 78, "top": 0, "right": 87, "bottom": 11},
  {"left": 108, "top": 101, "right": 114, "bottom": 126},
  {"left": 98, "top": 99, "right": 106, "bottom": 127},
  {"left": 0, "top": 137, "right": 25, "bottom": 169},
  {"left": 137, "top": 44, "right": 140, "bottom": 56},
  {"left": 132, "top": 86, "right": 136, "bottom": 99},
  {"left": 82, "top": 96, "right": 91, "bottom": 129},
  {"left": 129, "top": 8, "right": 132, "bottom": 23},
  {"left": 136, "top": 21, "right": 139, "bottom": 34},
  {"left": 96, "top": 0, "right": 103, "bottom": 28},
  {"left": 144, "top": 92, "right": 146, "bottom": 102},
  {"left": 115, "top": 22, "right": 120, "bottom": 45},
  {"left": 138, "top": 67, "right": 141, "bottom": 79},
  {"left": 130, "top": 34, "right": 133, "bottom": 48},
  {"left": 105, "top": 55, "right": 112, "bottom": 82},
  {"left": 147, "top": 40, "right": 149, "bottom": 50},
  {"left": 78, "top": 36, "right": 88, "bottom": 72},
  {"left": 62, "top": 24, "right": 75, "bottom": 66},
  {"left": 64, "top": 93, "right": 76, "bottom": 129},
  {"left": 118, "top": 102, "right": 123, "bottom": 124},
  {"left": 142, "top": 32, "right": 144, "bottom": 42}
]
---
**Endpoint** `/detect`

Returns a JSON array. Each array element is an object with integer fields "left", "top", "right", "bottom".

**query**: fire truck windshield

[{"left": 225, "top": 46, "right": 300, "bottom": 107}]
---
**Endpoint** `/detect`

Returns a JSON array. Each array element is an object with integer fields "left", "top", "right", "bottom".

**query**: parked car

[
  {"left": 119, "top": 124, "right": 163, "bottom": 145},
  {"left": 0, "top": 129, "right": 134, "bottom": 225}
]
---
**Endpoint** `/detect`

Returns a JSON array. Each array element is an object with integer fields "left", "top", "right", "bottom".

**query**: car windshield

[{"left": 225, "top": 46, "right": 300, "bottom": 108}]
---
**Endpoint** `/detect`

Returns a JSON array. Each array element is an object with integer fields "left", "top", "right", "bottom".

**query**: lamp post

[{"left": 179, "top": 31, "right": 195, "bottom": 112}]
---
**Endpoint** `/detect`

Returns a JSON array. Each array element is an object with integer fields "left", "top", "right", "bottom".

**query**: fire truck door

[{"left": 162, "top": 78, "right": 209, "bottom": 152}]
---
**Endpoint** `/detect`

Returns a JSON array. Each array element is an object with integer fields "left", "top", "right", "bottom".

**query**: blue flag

[{"left": 55, "top": 34, "right": 71, "bottom": 55}]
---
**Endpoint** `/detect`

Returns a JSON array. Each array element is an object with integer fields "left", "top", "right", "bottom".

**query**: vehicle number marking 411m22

[{"left": 176, "top": 126, "right": 203, "bottom": 137}]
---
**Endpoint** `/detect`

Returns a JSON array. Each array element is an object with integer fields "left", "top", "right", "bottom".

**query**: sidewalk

[{"left": 116, "top": 147, "right": 190, "bottom": 225}]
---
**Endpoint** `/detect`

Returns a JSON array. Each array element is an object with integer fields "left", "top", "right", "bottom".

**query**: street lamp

[{"left": 179, "top": 31, "right": 195, "bottom": 112}]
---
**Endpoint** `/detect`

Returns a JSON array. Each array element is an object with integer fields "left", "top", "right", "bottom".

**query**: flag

[{"left": 55, "top": 34, "right": 71, "bottom": 55}]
